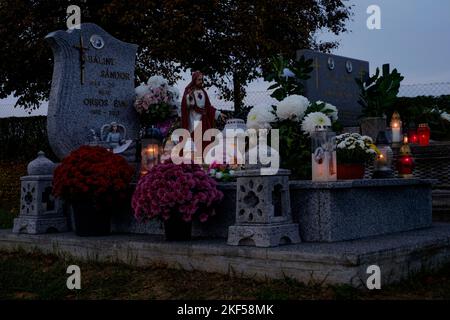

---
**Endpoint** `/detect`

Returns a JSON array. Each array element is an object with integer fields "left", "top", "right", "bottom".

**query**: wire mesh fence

[
  {"left": 398, "top": 82, "right": 450, "bottom": 97},
  {"left": 212, "top": 82, "right": 450, "bottom": 111}
]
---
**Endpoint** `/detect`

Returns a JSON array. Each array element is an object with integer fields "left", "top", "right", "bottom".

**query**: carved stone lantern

[
  {"left": 227, "top": 169, "right": 301, "bottom": 247},
  {"left": 13, "top": 151, "right": 68, "bottom": 234}
]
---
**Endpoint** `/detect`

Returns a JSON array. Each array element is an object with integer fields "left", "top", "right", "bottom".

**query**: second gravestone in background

[
  {"left": 297, "top": 49, "right": 369, "bottom": 127},
  {"left": 45, "top": 23, "right": 139, "bottom": 160}
]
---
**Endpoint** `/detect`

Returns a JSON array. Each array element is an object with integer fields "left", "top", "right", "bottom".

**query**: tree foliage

[{"left": 0, "top": 0, "right": 351, "bottom": 111}]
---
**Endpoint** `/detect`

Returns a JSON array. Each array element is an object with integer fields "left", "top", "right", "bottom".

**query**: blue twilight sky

[{"left": 1, "top": 0, "right": 450, "bottom": 117}]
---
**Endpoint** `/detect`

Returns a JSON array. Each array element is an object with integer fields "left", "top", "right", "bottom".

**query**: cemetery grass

[{"left": 2, "top": 250, "right": 450, "bottom": 300}]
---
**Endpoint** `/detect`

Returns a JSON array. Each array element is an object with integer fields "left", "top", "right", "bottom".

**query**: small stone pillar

[
  {"left": 228, "top": 169, "right": 301, "bottom": 247},
  {"left": 13, "top": 152, "right": 68, "bottom": 234}
]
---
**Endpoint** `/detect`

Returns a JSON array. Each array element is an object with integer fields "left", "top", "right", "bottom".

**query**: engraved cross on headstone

[
  {"left": 312, "top": 57, "right": 320, "bottom": 89},
  {"left": 73, "top": 33, "right": 89, "bottom": 85},
  {"left": 358, "top": 69, "right": 367, "bottom": 82}
]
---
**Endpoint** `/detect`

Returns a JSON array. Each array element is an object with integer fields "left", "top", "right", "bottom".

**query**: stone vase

[
  {"left": 337, "top": 163, "right": 365, "bottom": 180},
  {"left": 360, "top": 117, "right": 387, "bottom": 141}
]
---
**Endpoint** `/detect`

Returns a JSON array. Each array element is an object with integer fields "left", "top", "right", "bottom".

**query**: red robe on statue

[{"left": 181, "top": 72, "right": 217, "bottom": 135}]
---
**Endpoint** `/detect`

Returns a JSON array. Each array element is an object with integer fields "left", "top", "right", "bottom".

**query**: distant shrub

[{"left": 0, "top": 116, "right": 55, "bottom": 162}]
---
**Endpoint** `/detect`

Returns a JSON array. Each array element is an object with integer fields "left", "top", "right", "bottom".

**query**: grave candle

[
  {"left": 390, "top": 111, "right": 402, "bottom": 144},
  {"left": 397, "top": 135, "right": 415, "bottom": 178},
  {"left": 408, "top": 128, "right": 418, "bottom": 144},
  {"left": 140, "top": 126, "right": 163, "bottom": 176},
  {"left": 417, "top": 123, "right": 431, "bottom": 146},
  {"left": 373, "top": 131, "right": 394, "bottom": 179},
  {"left": 311, "top": 125, "right": 337, "bottom": 182}
]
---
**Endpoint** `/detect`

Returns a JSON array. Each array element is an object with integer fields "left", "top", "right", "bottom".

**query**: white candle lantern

[
  {"left": 390, "top": 111, "right": 402, "bottom": 144},
  {"left": 140, "top": 126, "right": 163, "bottom": 176},
  {"left": 222, "top": 119, "right": 247, "bottom": 165},
  {"left": 311, "top": 125, "right": 337, "bottom": 182}
]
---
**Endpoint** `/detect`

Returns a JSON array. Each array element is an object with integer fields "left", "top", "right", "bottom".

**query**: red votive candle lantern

[
  {"left": 417, "top": 123, "right": 430, "bottom": 146},
  {"left": 397, "top": 136, "right": 415, "bottom": 178},
  {"left": 407, "top": 128, "right": 418, "bottom": 145}
]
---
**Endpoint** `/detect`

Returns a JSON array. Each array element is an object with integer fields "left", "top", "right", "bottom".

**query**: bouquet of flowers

[
  {"left": 132, "top": 161, "right": 224, "bottom": 223},
  {"left": 52, "top": 146, "right": 134, "bottom": 209},
  {"left": 336, "top": 133, "right": 378, "bottom": 164},
  {"left": 246, "top": 95, "right": 339, "bottom": 179},
  {"left": 207, "top": 161, "right": 237, "bottom": 182},
  {"left": 134, "top": 76, "right": 180, "bottom": 130}
]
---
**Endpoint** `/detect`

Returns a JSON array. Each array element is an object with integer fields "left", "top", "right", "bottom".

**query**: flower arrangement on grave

[
  {"left": 134, "top": 75, "right": 180, "bottom": 137},
  {"left": 246, "top": 95, "right": 339, "bottom": 179},
  {"left": 336, "top": 133, "right": 378, "bottom": 163},
  {"left": 335, "top": 133, "right": 378, "bottom": 179},
  {"left": 132, "top": 160, "right": 224, "bottom": 240},
  {"left": 52, "top": 146, "right": 134, "bottom": 236},
  {"left": 207, "top": 161, "right": 237, "bottom": 182}
]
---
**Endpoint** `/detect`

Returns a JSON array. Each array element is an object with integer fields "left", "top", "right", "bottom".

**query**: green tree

[{"left": 0, "top": 0, "right": 351, "bottom": 111}]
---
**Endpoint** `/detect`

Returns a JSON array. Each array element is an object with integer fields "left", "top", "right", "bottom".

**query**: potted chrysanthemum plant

[
  {"left": 52, "top": 146, "right": 135, "bottom": 236},
  {"left": 335, "top": 133, "right": 378, "bottom": 180},
  {"left": 132, "top": 161, "right": 223, "bottom": 241}
]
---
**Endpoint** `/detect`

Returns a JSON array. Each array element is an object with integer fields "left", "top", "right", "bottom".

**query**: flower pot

[
  {"left": 71, "top": 202, "right": 111, "bottom": 237},
  {"left": 337, "top": 163, "right": 365, "bottom": 180},
  {"left": 163, "top": 216, "right": 192, "bottom": 241}
]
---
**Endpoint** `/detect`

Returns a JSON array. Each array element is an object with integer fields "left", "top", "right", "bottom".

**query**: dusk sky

[{"left": 1, "top": 0, "right": 450, "bottom": 117}]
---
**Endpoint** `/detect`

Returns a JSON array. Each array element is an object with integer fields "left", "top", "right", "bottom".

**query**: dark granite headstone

[
  {"left": 45, "top": 23, "right": 139, "bottom": 159},
  {"left": 296, "top": 49, "right": 369, "bottom": 126}
]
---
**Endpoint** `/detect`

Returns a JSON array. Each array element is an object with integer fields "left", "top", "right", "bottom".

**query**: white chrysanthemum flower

[
  {"left": 215, "top": 172, "right": 224, "bottom": 179},
  {"left": 337, "top": 141, "right": 347, "bottom": 149},
  {"left": 276, "top": 95, "right": 310, "bottom": 121},
  {"left": 135, "top": 83, "right": 149, "bottom": 98},
  {"left": 301, "top": 112, "right": 332, "bottom": 135},
  {"left": 246, "top": 104, "right": 275, "bottom": 130},
  {"left": 147, "top": 75, "right": 168, "bottom": 89},
  {"left": 322, "top": 103, "right": 339, "bottom": 122},
  {"left": 441, "top": 112, "right": 450, "bottom": 122}
]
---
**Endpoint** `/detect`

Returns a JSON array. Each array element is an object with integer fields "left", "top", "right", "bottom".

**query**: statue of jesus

[{"left": 181, "top": 71, "right": 224, "bottom": 135}]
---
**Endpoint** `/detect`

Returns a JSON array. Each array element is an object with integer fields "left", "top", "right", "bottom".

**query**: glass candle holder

[
  {"left": 311, "top": 125, "right": 337, "bottom": 182},
  {"left": 417, "top": 123, "right": 430, "bottom": 146}
]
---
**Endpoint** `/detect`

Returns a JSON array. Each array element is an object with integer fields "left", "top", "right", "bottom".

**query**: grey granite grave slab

[
  {"left": 46, "top": 23, "right": 139, "bottom": 160},
  {"left": 113, "top": 179, "right": 435, "bottom": 244},
  {"left": 297, "top": 49, "right": 369, "bottom": 127},
  {"left": 2, "top": 224, "right": 450, "bottom": 287},
  {"left": 290, "top": 179, "right": 435, "bottom": 242}
]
